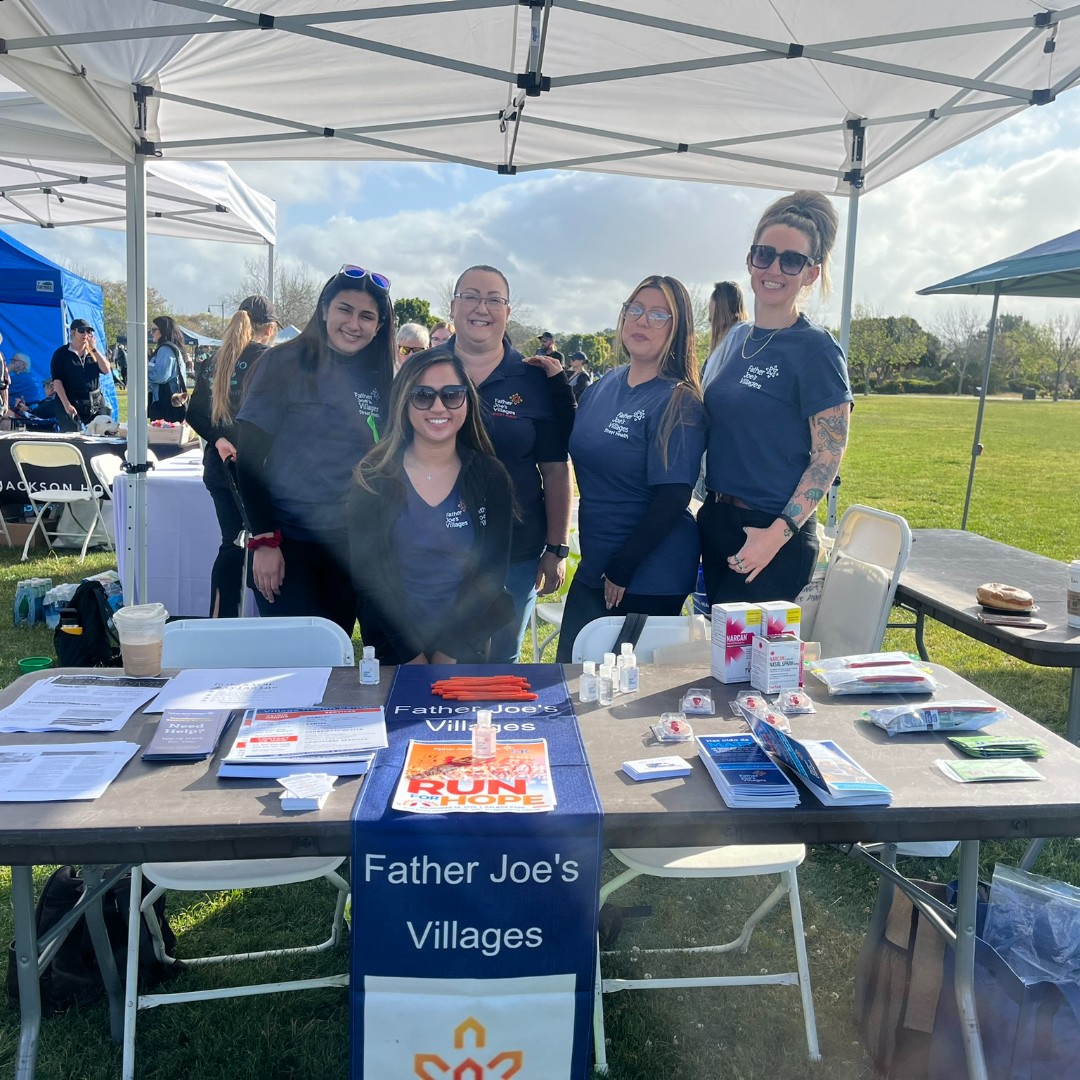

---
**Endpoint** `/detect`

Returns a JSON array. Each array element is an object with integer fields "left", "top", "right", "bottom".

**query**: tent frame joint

[
  {"left": 1031, "top": 88, "right": 1053, "bottom": 105},
  {"left": 498, "top": 164, "right": 517, "bottom": 175},
  {"left": 516, "top": 72, "right": 550, "bottom": 96}
]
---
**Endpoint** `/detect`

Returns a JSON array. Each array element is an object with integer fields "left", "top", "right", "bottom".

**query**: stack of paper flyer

[
  {"left": 218, "top": 707, "right": 387, "bottom": 778},
  {"left": 695, "top": 734, "right": 801, "bottom": 808},
  {"left": 747, "top": 713, "right": 892, "bottom": 806}
]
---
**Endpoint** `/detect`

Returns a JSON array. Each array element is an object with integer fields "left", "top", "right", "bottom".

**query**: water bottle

[{"left": 13, "top": 580, "right": 33, "bottom": 627}]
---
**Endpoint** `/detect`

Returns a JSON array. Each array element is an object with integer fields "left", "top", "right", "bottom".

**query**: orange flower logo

[
  {"left": 509, "top": 393, "right": 523, "bottom": 405},
  {"left": 414, "top": 1016, "right": 523, "bottom": 1078}
]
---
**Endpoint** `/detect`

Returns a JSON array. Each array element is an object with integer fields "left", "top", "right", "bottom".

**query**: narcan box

[
  {"left": 750, "top": 634, "right": 805, "bottom": 694},
  {"left": 757, "top": 601, "right": 801, "bottom": 639},
  {"left": 710, "top": 603, "right": 762, "bottom": 684}
]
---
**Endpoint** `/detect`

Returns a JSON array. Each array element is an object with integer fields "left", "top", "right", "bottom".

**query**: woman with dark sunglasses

[
  {"left": 236, "top": 266, "right": 395, "bottom": 633},
  {"left": 555, "top": 275, "right": 707, "bottom": 663},
  {"left": 346, "top": 349, "right": 514, "bottom": 664},
  {"left": 699, "top": 190, "right": 853, "bottom": 606}
]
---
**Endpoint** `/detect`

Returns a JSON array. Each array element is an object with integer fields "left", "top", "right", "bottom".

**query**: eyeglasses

[
  {"left": 748, "top": 245, "right": 818, "bottom": 276},
  {"left": 453, "top": 291, "right": 510, "bottom": 309},
  {"left": 338, "top": 264, "right": 391, "bottom": 291},
  {"left": 622, "top": 302, "right": 672, "bottom": 326},
  {"left": 407, "top": 384, "right": 468, "bottom": 410},
  {"left": 398, "top": 344, "right": 426, "bottom": 357}
]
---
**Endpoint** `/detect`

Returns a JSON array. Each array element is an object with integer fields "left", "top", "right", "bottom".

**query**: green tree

[
  {"left": 394, "top": 297, "right": 433, "bottom": 329},
  {"left": 846, "top": 306, "right": 928, "bottom": 393},
  {"left": 561, "top": 332, "right": 615, "bottom": 373},
  {"left": 1046, "top": 311, "right": 1080, "bottom": 400},
  {"left": 97, "top": 279, "right": 171, "bottom": 347}
]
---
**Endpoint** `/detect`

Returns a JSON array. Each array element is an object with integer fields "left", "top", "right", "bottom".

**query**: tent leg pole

[
  {"left": 125, "top": 155, "right": 149, "bottom": 605},
  {"left": 838, "top": 186, "right": 860, "bottom": 356},
  {"left": 961, "top": 289, "right": 999, "bottom": 531},
  {"left": 267, "top": 243, "right": 275, "bottom": 303}
]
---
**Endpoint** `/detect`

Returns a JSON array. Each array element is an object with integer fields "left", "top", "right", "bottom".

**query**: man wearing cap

[
  {"left": 50, "top": 319, "right": 111, "bottom": 431},
  {"left": 567, "top": 351, "right": 592, "bottom": 403},
  {"left": 537, "top": 331, "right": 564, "bottom": 364}
]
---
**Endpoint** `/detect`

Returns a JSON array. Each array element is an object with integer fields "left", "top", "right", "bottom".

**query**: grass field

[{"left": 1, "top": 395, "right": 1078, "bottom": 1079}]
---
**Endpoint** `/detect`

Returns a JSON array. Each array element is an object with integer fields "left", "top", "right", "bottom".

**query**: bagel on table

[{"left": 976, "top": 582, "right": 1034, "bottom": 612}]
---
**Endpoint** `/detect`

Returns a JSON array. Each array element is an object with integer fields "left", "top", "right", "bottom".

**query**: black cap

[
  {"left": 570, "top": 351, "right": 587, "bottom": 362},
  {"left": 539, "top": 331, "right": 554, "bottom": 340},
  {"left": 238, "top": 295, "right": 282, "bottom": 326},
  {"left": 70, "top": 318, "right": 94, "bottom": 333}
]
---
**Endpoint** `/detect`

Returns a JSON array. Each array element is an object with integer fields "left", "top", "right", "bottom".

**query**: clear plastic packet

[
  {"left": 681, "top": 687, "right": 714, "bottom": 715},
  {"left": 732, "top": 692, "right": 790, "bottom": 732},
  {"left": 861, "top": 700, "right": 1008, "bottom": 736},
  {"left": 807, "top": 651, "right": 939, "bottom": 695},
  {"left": 777, "top": 689, "right": 815, "bottom": 715},
  {"left": 650, "top": 712, "right": 694, "bottom": 743}
]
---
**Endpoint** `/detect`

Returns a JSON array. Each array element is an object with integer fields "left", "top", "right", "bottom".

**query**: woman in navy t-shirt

[
  {"left": 237, "top": 266, "right": 395, "bottom": 633},
  {"left": 556, "top": 275, "right": 707, "bottom": 663},
  {"left": 699, "top": 190, "right": 853, "bottom": 605},
  {"left": 347, "top": 350, "right": 514, "bottom": 664}
]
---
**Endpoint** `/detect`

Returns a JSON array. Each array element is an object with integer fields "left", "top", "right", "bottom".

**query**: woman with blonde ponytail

[{"left": 187, "top": 295, "right": 281, "bottom": 617}]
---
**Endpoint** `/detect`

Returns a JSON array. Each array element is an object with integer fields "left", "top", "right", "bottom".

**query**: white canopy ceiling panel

[{"left": 1, "top": 1, "right": 1078, "bottom": 191}]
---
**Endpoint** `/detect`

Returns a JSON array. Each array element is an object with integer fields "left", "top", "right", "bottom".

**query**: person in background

[
  {"left": 701, "top": 280, "right": 749, "bottom": 388},
  {"left": 537, "top": 331, "right": 564, "bottom": 364},
  {"left": 699, "top": 190, "right": 852, "bottom": 605},
  {"left": 0, "top": 330, "right": 8, "bottom": 419},
  {"left": 6, "top": 354, "right": 41, "bottom": 410},
  {"left": 348, "top": 349, "right": 514, "bottom": 664},
  {"left": 429, "top": 321, "right": 454, "bottom": 349},
  {"left": 147, "top": 316, "right": 189, "bottom": 423},
  {"left": 556, "top": 275, "right": 706, "bottom": 662},
  {"left": 567, "top": 350, "right": 592, "bottom": 403},
  {"left": 50, "top": 318, "right": 111, "bottom": 431},
  {"left": 112, "top": 337, "right": 128, "bottom": 388},
  {"left": 395, "top": 322, "right": 430, "bottom": 374},
  {"left": 187, "top": 295, "right": 282, "bottom": 618},
  {"left": 236, "top": 265, "right": 395, "bottom": 633},
  {"left": 448, "top": 265, "right": 575, "bottom": 662}
]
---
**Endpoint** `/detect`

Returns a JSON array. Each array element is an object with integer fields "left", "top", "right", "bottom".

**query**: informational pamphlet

[
  {"left": 0, "top": 675, "right": 168, "bottom": 733},
  {"left": 142, "top": 709, "right": 236, "bottom": 762},
  {"left": 0, "top": 741, "right": 140, "bottom": 801},
  {"left": 146, "top": 667, "right": 331, "bottom": 714},
  {"left": 695, "top": 734, "right": 801, "bottom": 808},
  {"left": 935, "top": 757, "right": 1045, "bottom": 783},
  {"left": 391, "top": 739, "right": 556, "bottom": 813}
]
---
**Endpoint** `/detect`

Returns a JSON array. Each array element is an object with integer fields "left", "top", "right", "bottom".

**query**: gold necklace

[{"left": 740, "top": 324, "right": 781, "bottom": 361}]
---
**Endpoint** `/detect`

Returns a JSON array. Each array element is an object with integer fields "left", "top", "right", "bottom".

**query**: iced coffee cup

[{"left": 112, "top": 603, "right": 168, "bottom": 676}]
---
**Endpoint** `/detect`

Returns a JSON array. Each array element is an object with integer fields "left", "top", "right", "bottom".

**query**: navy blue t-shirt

[
  {"left": 704, "top": 315, "right": 852, "bottom": 517},
  {"left": 395, "top": 480, "right": 474, "bottom": 645},
  {"left": 467, "top": 344, "right": 570, "bottom": 562},
  {"left": 571, "top": 367, "right": 707, "bottom": 595},
  {"left": 237, "top": 346, "right": 383, "bottom": 542}
]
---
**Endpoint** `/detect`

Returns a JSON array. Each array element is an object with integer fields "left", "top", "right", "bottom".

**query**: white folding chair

[
  {"left": 807, "top": 504, "right": 912, "bottom": 657},
  {"left": 10, "top": 439, "right": 114, "bottom": 560},
  {"left": 122, "top": 616, "right": 355, "bottom": 1080},
  {"left": 570, "top": 613, "right": 707, "bottom": 664},
  {"left": 594, "top": 845, "right": 820, "bottom": 1072}
]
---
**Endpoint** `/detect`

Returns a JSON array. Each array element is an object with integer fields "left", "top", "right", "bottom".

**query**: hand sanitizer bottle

[
  {"left": 471, "top": 708, "right": 499, "bottom": 759},
  {"left": 579, "top": 660, "right": 598, "bottom": 703},
  {"left": 619, "top": 644, "right": 639, "bottom": 693},
  {"left": 598, "top": 664, "right": 614, "bottom": 706},
  {"left": 359, "top": 645, "right": 380, "bottom": 685}
]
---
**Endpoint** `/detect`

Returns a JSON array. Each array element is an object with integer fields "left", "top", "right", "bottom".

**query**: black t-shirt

[{"left": 50, "top": 345, "right": 100, "bottom": 401}]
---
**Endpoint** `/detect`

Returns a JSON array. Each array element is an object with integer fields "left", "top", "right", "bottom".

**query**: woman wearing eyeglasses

[
  {"left": 699, "top": 190, "right": 852, "bottom": 606},
  {"left": 395, "top": 322, "right": 430, "bottom": 374},
  {"left": 429, "top": 321, "right": 454, "bottom": 349},
  {"left": 347, "top": 350, "right": 514, "bottom": 664},
  {"left": 236, "top": 265, "right": 395, "bottom": 633},
  {"left": 555, "top": 275, "right": 707, "bottom": 663},
  {"left": 448, "top": 264, "right": 575, "bottom": 663}
]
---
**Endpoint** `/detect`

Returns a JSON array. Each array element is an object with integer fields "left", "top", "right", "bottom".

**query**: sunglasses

[
  {"left": 338, "top": 264, "right": 391, "bottom": 291},
  {"left": 408, "top": 384, "right": 468, "bottom": 410},
  {"left": 748, "top": 245, "right": 818, "bottom": 276},
  {"left": 622, "top": 302, "right": 672, "bottom": 326},
  {"left": 398, "top": 344, "right": 426, "bottom": 357}
]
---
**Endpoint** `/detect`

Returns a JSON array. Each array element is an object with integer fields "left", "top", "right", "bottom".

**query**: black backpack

[
  {"left": 53, "top": 581, "right": 122, "bottom": 667},
  {"left": 6, "top": 865, "right": 181, "bottom": 1017}
]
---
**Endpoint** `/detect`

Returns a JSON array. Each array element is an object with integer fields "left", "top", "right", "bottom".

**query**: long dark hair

[
  {"left": 277, "top": 269, "right": 395, "bottom": 404},
  {"left": 355, "top": 349, "right": 495, "bottom": 493},
  {"left": 151, "top": 316, "right": 189, "bottom": 361}
]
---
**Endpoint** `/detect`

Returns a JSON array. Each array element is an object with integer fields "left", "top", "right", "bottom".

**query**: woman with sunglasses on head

[
  {"left": 699, "top": 190, "right": 852, "bottom": 606},
  {"left": 347, "top": 350, "right": 514, "bottom": 664},
  {"left": 395, "top": 322, "right": 430, "bottom": 374},
  {"left": 186, "top": 296, "right": 281, "bottom": 618},
  {"left": 448, "top": 265, "right": 575, "bottom": 663},
  {"left": 555, "top": 275, "right": 707, "bottom": 663},
  {"left": 236, "top": 265, "right": 395, "bottom": 633}
]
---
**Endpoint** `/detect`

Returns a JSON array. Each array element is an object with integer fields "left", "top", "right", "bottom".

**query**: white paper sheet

[
  {"left": 145, "top": 668, "right": 332, "bottom": 714},
  {"left": 0, "top": 741, "right": 140, "bottom": 801},
  {"left": 0, "top": 675, "right": 169, "bottom": 733}
]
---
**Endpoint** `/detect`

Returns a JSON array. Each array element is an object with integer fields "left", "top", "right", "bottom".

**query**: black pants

[
  {"left": 206, "top": 483, "right": 246, "bottom": 619},
  {"left": 698, "top": 497, "right": 818, "bottom": 606},
  {"left": 555, "top": 580, "right": 686, "bottom": 664},
  {"left": 250, "top": 533, "right": 356, "bottom": 636}
]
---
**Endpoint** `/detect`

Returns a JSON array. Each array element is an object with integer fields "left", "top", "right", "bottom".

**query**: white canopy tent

[{"left": 2, "top": 1, "right": 1079, "bottom": 631}]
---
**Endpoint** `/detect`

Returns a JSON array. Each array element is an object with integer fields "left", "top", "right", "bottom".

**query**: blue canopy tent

[
  {"left": 0, "top": 228, "right": 118, "bottom": 418},
  {"left": 918, "top": 228, "right": 1080, "bottom": 528}
]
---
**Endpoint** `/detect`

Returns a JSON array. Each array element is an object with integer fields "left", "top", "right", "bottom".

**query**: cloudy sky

[{"left": 6, "top": 92, "right": 1080, "bottom": 338}]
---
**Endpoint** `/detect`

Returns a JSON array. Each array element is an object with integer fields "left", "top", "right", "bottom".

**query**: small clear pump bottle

[
  {"left": 598, "top": 664, "right": 615, "bottom": 706},
  {"left": 579, "top": 660, "right": 598, "bottom": 703},
  {"left": 359, "top": 645, "right": 380, "bottom": 685},
  {"left": 471, "top": 708, "right": 499, "bottom": 759}
]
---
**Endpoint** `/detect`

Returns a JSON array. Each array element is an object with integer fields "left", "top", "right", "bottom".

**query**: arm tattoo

[{"left": 783, "top": 405, "right": 850, "bottom": 526}]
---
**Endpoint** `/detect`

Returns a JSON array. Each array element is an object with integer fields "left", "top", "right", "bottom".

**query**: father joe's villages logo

[
  {"left": 603, "top": 408, "right": 646, "bottom": 440},
  {"left": 739, "top": 363, "right": 780, "bottom": 390},
  {"left": 354, "top": 387, "right": 380, "bottom": 415},
  {"left": 491, "top": 393, "right": 522, "bottom": 417}
]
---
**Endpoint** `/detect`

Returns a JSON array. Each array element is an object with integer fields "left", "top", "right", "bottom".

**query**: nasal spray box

[
  {"left": 750, "top": 602, "right": 804, "bottom": 693},
  {"left": 711, "top": 603, "right": 762, "bottom": 683}
]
